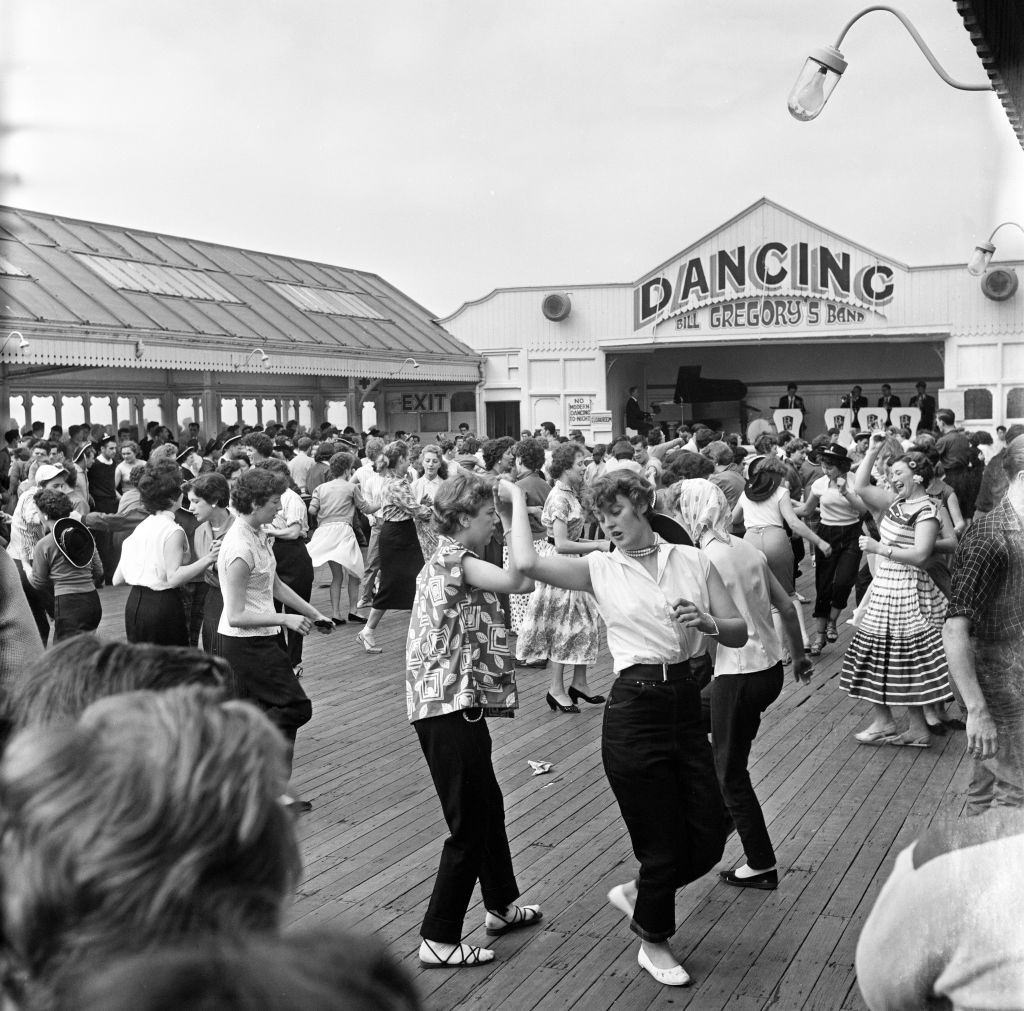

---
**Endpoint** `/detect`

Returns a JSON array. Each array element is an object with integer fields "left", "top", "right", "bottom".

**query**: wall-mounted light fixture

[
  {"left": 967, "top": 221, "right": 1024, "bottom": 276},
  {"left": 787, "top": 5, "right": 991, "bottom": 122},
  {"left": 236, "top": 347, "right": 270, "bottom": 370},
  {"left": 0, "top": 331, "right": 29, "bottom": 354}
]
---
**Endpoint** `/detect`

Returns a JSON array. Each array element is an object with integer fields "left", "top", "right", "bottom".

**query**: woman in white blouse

[
  {"left": 410, "top": 444, "right": 447, "bottom": 561},
  {"left": 256, "top": 459, "right": 314, "bottom": 676},
  {"left": 505, "top": 470, "right": 746, "bottom": 988},
  {"left": 733, "top": 455, "right": 827, "bottom": 656},
  {"left": 114, "top": 460, "right": 219, "bottom": 645},
  {"left": 796, "top": 443, "right": 866, "bottom": 654},
  {"left": 674, "top": 479, "right": 810, "bottom": 893}
]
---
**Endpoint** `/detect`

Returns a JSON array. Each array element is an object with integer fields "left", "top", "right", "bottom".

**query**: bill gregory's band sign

[{"left": 634, "top": 241, "right": 896, "bottom": 331}]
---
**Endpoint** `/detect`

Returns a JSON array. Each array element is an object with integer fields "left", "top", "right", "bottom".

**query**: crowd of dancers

[{"left": 0, "top": 408, "right": 1020, "bottom": 1006}]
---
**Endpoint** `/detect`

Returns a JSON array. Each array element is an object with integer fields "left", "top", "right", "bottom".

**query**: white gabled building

[{"left": 443, "top": 198, "right": 1022, "bottom": 443}]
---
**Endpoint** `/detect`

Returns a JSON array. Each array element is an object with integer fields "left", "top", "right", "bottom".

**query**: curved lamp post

[
  {"left": 0, "top": 331, "right": 29, "bottom": 355},
  {"left": 788, "top": 5, "right": 992, "bottom": 122},
  {"left": 967, "top": 222, "right": 1024, "bottom": 276}
]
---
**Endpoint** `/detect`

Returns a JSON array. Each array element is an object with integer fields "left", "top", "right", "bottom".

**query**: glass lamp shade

[
  {"left": 788, "top": 46, "right": 848, "bottom": 121},
  {"left": 967, "top": 242, "right": 995, "bottom": 277}
]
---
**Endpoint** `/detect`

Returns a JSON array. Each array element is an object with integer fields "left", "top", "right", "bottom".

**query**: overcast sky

[{"left": 2, "top": 0, "right": 1022, "bottom": 318}]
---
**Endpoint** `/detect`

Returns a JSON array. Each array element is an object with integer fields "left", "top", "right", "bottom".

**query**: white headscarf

[{"left": 672, "top": 478, "right": 732, "bottom": 547}]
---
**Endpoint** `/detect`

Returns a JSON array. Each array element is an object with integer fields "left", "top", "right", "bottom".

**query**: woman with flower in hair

[{"left": 840, "top": 446, "right": 953, "bottom": 747}]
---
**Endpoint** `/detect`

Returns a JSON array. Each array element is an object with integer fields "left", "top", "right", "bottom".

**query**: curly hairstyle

[
  {"left": 231, "top": 468, "right": 288, "bottom": 515},
  {"left": 187, "top": 473, "right": 230, "bottom": 509},
  {"left": 375, "top": 441, "right": 409, "bottom": 473},
  {"left": 751, "top": 453, "right": 787, "bottom": 477},
  {"left": 256, "top": 458, "right": 298, "bottom": 494},
  {"left": 549, "top": 442, "right": 583, "bottom": 480},
  {"left": 241, "top": 432, "right": 274, "bottom": 459},
  {"left": 590, "top": 443, "right": 607, "bottom": 465},
  {"left": 119, "top": 440, "right": 140, "bottom": 457},
  {"left": 753, "top": 432, "right": 779, "bottom": 456},
  {"left": 431, "top": 472, "right": 493, "bottom": 536},
  {"left": 586, "top": 471, "right": 655, "bottom": 518},
  {"left": 0, "top": 685, "right": 301, "bottom": 1005},
  {"left": 314, "top": 441, "right": 338, "bottom": 464},
  {"left": 216, "top": 459, "right": 246, "bottom": 483},
  {"left": 328, "top": 452, "right": 356, "bottom": 479},
  {"left": 418, "top": 444, "right": 449, "bottom": 480},
  {"left": 481, "top": 437, "right": 515, "bottom": 473},
  {"left": 514, "top": 437, "right": 546, "bottom": 473},
  {"left": 662, "top": 450, "right": 715, "bottom": 484},
  {"left": 363, "top": 436, "right": 385, "bottom": 462},
  {"left": 34, "top": 488, "right": 74, "bottom": 522},
  {"left": 894, "top": 450, "right": 935, "bottom": 487},
  {"left": 461, "top": 436, "right": 480, "bottom": 456},
  {"left": 10, "top": 635, "right": 229, "bottom": 733},
  {"left": 702, "top": 440, "right": 735, "bottom": 467},
  {"left": 138, "top": 461, "right": 184, "bottom": 513}
]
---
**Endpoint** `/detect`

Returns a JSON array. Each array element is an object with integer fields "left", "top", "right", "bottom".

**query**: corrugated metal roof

[
  {"left": 0, "top": 205, "right": 482, "bottom": 379},
  {"left": 957, "top": 0, "right": 1024, "bottom": 149}
]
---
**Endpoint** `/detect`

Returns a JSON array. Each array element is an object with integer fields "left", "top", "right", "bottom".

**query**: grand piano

[{"left": 667, "top": 365, "right": 749, "bottom": 432}]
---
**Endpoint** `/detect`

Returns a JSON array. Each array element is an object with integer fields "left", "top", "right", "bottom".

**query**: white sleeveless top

[{"left": 117, "top": 511, "right": 181, "bottom": 590}]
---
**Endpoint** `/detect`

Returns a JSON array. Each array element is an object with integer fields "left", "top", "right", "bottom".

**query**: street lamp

[
  {"left": 967, "top": 222, "right": 1024, "bottom": 276},
  {"left": 787, "top": 5, "right": 992, "bottom": 122},
  {"left": 0, "top": 331, "right": 29, "bottom": 354},
  {"left": 244, "top": 347, "right": 270, "bottom": 367}
]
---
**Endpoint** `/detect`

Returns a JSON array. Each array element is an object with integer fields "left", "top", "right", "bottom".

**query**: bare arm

[
  {"left": 778, "top": 495, "right": 830, "bottom": 554},
  {"left": 163, "top": 527, "right": 218, "bottom": 588},
  {"left": 945, "top": 489, "right": 966, "bottom": 536},
  {"left": 272, "top": 575, "right": 330, "bottom": 622},
  {"left": 859, "top": 514, "right": 938, "bottom": 569},
  {"left": 853, "top": 444, "right": 893, "bottom": 514},
  {"left": 504, "top": 481, "right": 593, "bottom": 592},
  {"left": 766, "top": 566, "right": 811, "bottom": 679},
  {"left": 551, "top": 516, "right": 609, "bottom": 556},
  {"left": 943, "top": 617, "right": 997, "bottom": 759},
  {"left": 670, "top": 562, "right": 747, "bottom": 648}
]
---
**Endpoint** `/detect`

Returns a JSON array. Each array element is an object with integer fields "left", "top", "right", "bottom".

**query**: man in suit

[
  {"left": 841, "top": 385, "right": 869, "bottom": 429},
  {"left": 910, "top": 381, "right": 937, "bottom": 431},
  {"left": 624, "top": 387, "right": 645, "bottom": 437},
  {"left": 877, "top": 384, "right": 901, "bottom": 410},
  {"left": 778, "top": 383, "right": 805, "bottom": 412}
]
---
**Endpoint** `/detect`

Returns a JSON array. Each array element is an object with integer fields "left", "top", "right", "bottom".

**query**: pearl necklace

[{"left": 623, "top": 542, "right": 659, "bottom": 558}]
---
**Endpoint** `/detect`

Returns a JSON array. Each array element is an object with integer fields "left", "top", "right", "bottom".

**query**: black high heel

[
  {"left": 568, "top": 686, "right": 605, "bottom": 705},
  {"left": 546, "top": 692, "right": 579, "bottom": 713}
]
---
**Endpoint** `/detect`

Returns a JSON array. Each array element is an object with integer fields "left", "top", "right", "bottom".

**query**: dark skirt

[
  {"left": 202, "top": 584, "right": 223, "bottom": 655},
  {"left": 373, "top": 519, "right": 423, "bottom": 611},
  {"left": 272, "top": 538, "right": 314, "bottom": 600},
  {"left": 124, "top": 585, "right": 188, "bottom": 646}
]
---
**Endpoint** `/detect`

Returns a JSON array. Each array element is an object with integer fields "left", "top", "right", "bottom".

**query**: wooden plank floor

[{"left": 93, "top": 565, "right": 973, "bottom": 1010}]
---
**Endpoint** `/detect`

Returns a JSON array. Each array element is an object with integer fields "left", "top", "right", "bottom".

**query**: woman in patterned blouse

[
  {"left": 357, "top": 442, "right": 432, "bottom": 653},
  {"left": 406, "top": 471, "right": 540, "bottom": 968}
]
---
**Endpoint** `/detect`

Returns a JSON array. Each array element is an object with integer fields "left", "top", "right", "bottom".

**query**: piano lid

[{"left": 672, "top": 366, "right": 747, "bottom": 405}]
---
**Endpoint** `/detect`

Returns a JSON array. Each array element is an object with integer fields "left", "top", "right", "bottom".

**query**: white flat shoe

[{"left": 637, "top": 946, "right": 691, "bottom": 987}]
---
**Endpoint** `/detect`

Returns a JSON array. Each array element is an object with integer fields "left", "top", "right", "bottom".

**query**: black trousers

[
  {"left": 415, "top": 711, "right": 520, "bottom": 944},
  {"left": 218, "top": 633, "right": 312, "bottom": 776},
  {"left": 53, "top": 590, "right": 102, "bottom": 642},
  {"left": 813, "top": 522, "right": 862, "bottom": 619},
  {"left": 710, "top": 664, "right": 784, "bottom": 870},
  {"left": 273, "top": 539, "right": 314, "bottom": 668},
  {"left": 14, "top": 559, "right": 50, "bottom": 645},
  {"left": 602, "top": 671, "right": 728, "bottom": 942},
  {"left": 124, "top": 585, "right": 189, "bottom": 646},
  {"left": 201, "top": 585, "right": 223, "bottom": 655}
]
